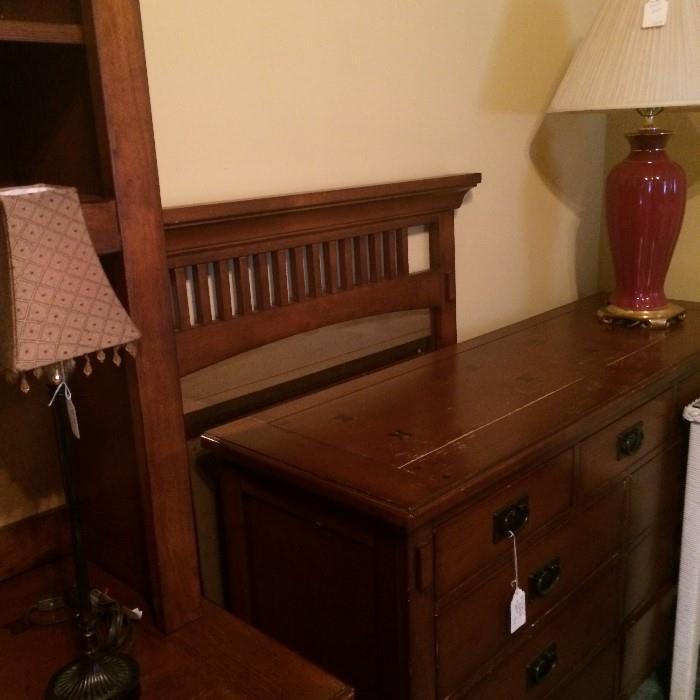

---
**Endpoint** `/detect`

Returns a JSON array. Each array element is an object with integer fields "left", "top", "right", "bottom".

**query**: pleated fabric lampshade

[
  {"left": 0, "top": 185, "right": 140, "bottom": 390},
  {"left": 548, "top": 0, "right": 700, "bottom": 328},
  {"left": 550, "top": 0, "right": 700, "bottom": 113}
]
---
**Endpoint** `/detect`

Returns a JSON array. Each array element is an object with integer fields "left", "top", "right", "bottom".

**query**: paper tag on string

[
  {"left": 49, "top": 381, "right": 80, "bottom": 439},
  {"left": 507, "top": 530, "right": 527, "bottom": 633},
  {"left": 65, "top": 393, "right": 80, "bottom": 439},
  {"left": 643, "top": 0, "right": 668, "bottom": 28},
  {"left": 510, "top": 587, "right": 527, "bottom": 633}
]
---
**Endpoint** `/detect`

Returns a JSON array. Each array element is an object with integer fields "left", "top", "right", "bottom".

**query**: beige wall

[
  {"left": 140, "top": 0, "right": 607, "bottom": 342},
  {"left": 600, "top": 111, "right": 700, "bottom": 302}
]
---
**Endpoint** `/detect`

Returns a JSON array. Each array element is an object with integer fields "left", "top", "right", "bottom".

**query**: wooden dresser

[{"left": 203, "top": 296, "right": 700, "bottom": 700}]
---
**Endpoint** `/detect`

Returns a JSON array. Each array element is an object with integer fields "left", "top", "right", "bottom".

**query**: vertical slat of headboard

[
  {"left": 271, "top": 251, "right": 290, "bottom": 306},
  {"left": 309, "top": 244, "right": 324, "bottom": 297},
  {"left": 429, "top": 212, "right": 457, "bottom": 347},
  {"left": 396, "top": 228, "right": 410, "bottom": 276},
  {"left": 172, "top": 267, "right": 191, "bottom": 330},
  {"left": 214, "top": 260, "right": 234, "bottom": 321},
  {"left": 289, "top": 247, "right": 307, "bottom": 301},
  {"left": 323, "top": 240, "right": 340, "bottom": 294},
  {"left": 354, "top": 236, "right": 370, "bottom": 284},
  {"left": 369, "top": 233, "right": 383, "bottom": 282},
  {"left": 235, "top": 257, "right": 253, "bottom": 314},
  {"left": 253, "top": 254, "right": 272, "bottom": 310},
  {"left": 194, "top": 263, "right": 213, "bottom": 324},
  {"left": 339, "top": 239, "right": 354, "bottom": 289},
  {"left": 383, "top": 230, "right": 397, "bottom": 279}
]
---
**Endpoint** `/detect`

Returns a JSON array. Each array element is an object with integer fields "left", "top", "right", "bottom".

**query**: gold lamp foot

[{"left": 597, "top": 303, "right": 686, "bottom": 329}]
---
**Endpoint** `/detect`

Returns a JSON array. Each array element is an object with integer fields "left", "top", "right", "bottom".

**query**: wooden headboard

[{"left": 163, "top": 174, "right": 480, "bottom": 382}]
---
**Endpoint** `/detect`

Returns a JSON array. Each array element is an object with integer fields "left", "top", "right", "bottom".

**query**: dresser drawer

[
  {"left": 461, "top": 561, "right": 620, "bottom": 700},
  {"left": 435, "top": 451, "right": 573, "bottom": 596},
  {"left": 436, "top": 483, "right": 624, "bottom": 698},
  {"left": 628, "top": 444, "right": 684, "bottom": 541},
  {"left": 579, "top": 389, "right": 676, "bottom": 495}
]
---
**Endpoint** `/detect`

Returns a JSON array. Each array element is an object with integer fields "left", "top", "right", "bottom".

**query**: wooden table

[{"left": 0, "top": 561, "right": 354, "bottom": 700}]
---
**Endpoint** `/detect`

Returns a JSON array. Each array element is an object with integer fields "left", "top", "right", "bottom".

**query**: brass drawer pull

[
  {"left": 617, "top": 421, "right": 645, "bottom": 460},
  {"left": 526, "top": 643, "right": 558, "bottom": 688},
  {"left": 493, "top": 496, "right": 529, "bottom": 543},
  {"left": 529, "top": 556, "right": 561, "bottom": 598}
]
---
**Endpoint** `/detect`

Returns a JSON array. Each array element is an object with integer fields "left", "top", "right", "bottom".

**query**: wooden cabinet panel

[
  {"left": 434, "top": 451, "right": 573, "bottom": 597},
  {"left": 628, "top": 444, "right": 684, "bottom": 541},
  {"left": 243, "top": 495, "right": 382, "bottom": 698},
  {"left": 625, "top": 518, "right": 680, "bottom": 617},
  {"left": 550, "top": 642, "right": 619, "bottom": 700},
  {"left": 436, "top": 482, "right": 623, "bottom": 697},
  {"left": 463, "top": 563, "right": 620, "bottom": 700},
  {"left": 622, "top": 587, "right": 677, "bottom": 696},
  {"left": 678, "top": 370, "right": 700, "bottom": 409},
  {"left": 579, "top": 389, "right": 676, "bottom": 495}
]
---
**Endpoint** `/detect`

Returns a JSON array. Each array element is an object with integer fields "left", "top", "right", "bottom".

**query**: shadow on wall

[
  {"left": 529, "top": 112, "right": 607, "bottom": 298},
  {"left": 0, "top": 381, "right": 63, "bottom": 528},
  {"left": 480, "top": 0, "right": 607, "bottom": 307}
]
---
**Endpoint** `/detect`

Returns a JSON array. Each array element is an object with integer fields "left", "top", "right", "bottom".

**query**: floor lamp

[
  {"left": 0, "top": 185, "right": 141, "bottom": 699},
  {"left": 549, "top": 0, "right": 700, "bottom": 328}
]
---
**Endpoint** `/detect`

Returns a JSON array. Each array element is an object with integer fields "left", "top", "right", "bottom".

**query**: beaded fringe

[{"left": 5, "top": 343, "right": 139, "bottom": 394}]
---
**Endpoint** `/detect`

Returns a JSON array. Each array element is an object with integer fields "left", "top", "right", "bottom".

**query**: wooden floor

[{"left": 0, "top": 560, "right": 353, "bottom": 700}]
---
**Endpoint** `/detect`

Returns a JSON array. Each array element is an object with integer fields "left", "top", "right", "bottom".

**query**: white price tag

[
  {"left": 510, "top": 586, "right": 527, "bottom": 633},
  {"left": 65, "top": 394, "right": 81, "bottom": 439},
  {"left": 643, "top": 0, "right": 669, "bottom": 28}
]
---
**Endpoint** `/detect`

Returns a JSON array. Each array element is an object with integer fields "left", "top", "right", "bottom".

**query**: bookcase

[{"left": 0, "top": 0, "right": 201, "bottom": 631}]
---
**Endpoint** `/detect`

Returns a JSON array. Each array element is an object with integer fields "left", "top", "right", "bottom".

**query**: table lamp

[
  {"left": 549, "top": 0, "right": 700, "bottom": 328},
  {"left": 0, "top": 185, "right": 141, "bottom": 699}
]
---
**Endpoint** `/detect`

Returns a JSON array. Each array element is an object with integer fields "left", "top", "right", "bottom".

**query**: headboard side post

[{"left": 429, "top": 211, "right": 457, "bottom": 347}]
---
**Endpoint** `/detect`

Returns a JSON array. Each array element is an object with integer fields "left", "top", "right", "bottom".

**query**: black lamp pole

[{"left": 46, "top": 381, "right": 140, "bottom": 700}]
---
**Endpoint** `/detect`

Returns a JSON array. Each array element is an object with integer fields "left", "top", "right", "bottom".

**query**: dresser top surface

[{"left": 204, "top": 296, "right": 700, "bottom": 526}]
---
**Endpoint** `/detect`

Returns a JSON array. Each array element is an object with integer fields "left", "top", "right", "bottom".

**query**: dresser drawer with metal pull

[
  {"left": 456, "top": 560, "right": 621, "bottom": 700},
  {"left": 435, "top": 482, "right": 624, "bottom": 698},
  {"left": 434, "top": 450, "right": 574, "bottom": 597},
  {"left": 579, "top": 388, "right": 676, "bottom": 495}
]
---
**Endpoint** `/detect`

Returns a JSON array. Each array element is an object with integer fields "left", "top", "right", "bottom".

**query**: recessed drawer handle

[
  {"left": 617, "top": 421, "right": 645, "bottom": 460},
  {"left": 529, "top": 556, "right": 561, "bottom": 598},
  {"left": 526, "top": 643, "right": 558, "bottom": 688},
  {"left": 493, "top": 496, "right": 529, "bottom": 543}
]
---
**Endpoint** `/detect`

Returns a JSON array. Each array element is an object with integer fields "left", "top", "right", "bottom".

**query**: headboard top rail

[{"left": 164, "top": 174, "right": 481, "bottom": 228}]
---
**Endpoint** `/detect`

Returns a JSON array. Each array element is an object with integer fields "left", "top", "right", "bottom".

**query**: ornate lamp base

[
  {"left": 597, "top": 302, "right": 686, "bottom": 329},
  {"left": 47, "top": 651, "right": 140, "bottom": 700}
]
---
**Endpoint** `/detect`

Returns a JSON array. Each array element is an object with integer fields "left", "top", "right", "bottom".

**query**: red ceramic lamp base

[{"left": 602, "top": 126, "right": 687, "bottom": 329}]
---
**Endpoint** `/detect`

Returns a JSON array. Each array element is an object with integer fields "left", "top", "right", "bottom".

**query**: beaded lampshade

[{"left": 0, "top": 185, "right": 140, "bottom": 391}]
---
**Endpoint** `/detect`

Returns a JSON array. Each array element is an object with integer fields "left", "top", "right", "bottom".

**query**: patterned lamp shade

[{"left": 0, "top": 185, "right": 140, "bottom": 391}]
